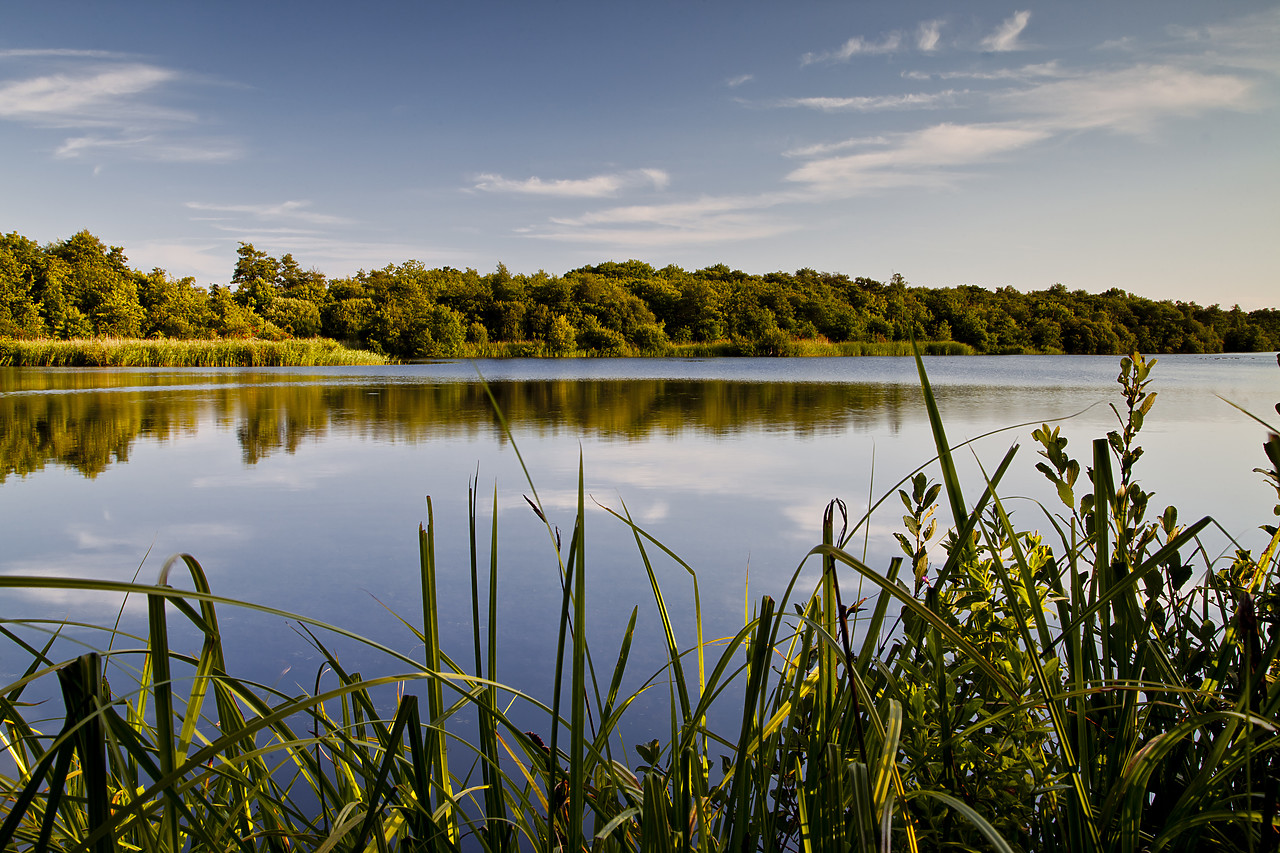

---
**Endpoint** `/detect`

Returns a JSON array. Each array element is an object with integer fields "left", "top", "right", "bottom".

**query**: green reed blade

[
  {"left": 420, "top": 502, "right": 457, "bottom": 841},
  {"left": 350, "top": 695, "right": 417, "bottom": 851},
  {"left": 726, "top": 595, "right": 775, "bottom": 853},
  {"left": 146, "top": 562, "right": 183, "bottom": 851},
  {"left": 912, "top": 339, "right": 968, "bottom": 542},
  {"left": 568, "top": 452, "right": 589, "bottom": 851},
  {"left": 869, "top": 698, "right": 901, "bottom": 827},
  {"left": 906, "top": 790, "right": 1017, "bottom": 853},
  {"left": 479, "top": 483, "right": 512, "bottom": 850},
  {"left": 610, "top": 498, "right": 694, "bottom": 725}
]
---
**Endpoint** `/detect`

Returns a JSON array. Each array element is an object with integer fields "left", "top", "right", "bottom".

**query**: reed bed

[
  {"left": 1, "top": 352, "right": 1277, "bottom": 851},
  {"left": 429, "top": 339, "right": 977, "bottom": 359},
  {"left": 0, "top": 337, "right": 389, "bottom": 367},
  {"left": 667, "top": 339, "right": 976, "bottom": 357}
]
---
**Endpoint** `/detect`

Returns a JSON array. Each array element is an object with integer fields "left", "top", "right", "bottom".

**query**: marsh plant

[
  {"left": 2, "top": 352, "right": 1278, "bottom": 851},
  {"left": 0, "top": 337, "right": 387, "bottom": 367}
]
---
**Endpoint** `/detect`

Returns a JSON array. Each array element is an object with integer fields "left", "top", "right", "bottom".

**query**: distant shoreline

[{"left": 0, "top": 336, "right": 991, "bottom": 367}]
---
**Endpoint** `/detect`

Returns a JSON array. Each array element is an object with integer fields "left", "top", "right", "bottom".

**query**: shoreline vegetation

[
  {"left": 4, "top": 230, "right": 1279, "bottom": 364},
  {"left": 0, "top": 335, "right": 975, "bottom": 367},
  {"left": 2, "top": 352, "right": 1278, "bottom": 850},
  {"left": 0, "top": 336, "right": 388, "bottom": 367}
]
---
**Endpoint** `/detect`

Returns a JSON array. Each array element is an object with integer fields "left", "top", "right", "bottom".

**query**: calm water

[{"left": 2, "top": 354, "right": 1277, "bottom": 729}]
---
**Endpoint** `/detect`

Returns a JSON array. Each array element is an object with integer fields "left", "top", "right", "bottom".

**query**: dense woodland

[{"left": 3, "top": 229, "right": 1278, "bottom": 357}]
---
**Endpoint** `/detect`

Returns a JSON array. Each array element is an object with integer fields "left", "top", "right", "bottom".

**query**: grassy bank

[
  {"left": 0, "top": 337, "right": 389, "bottom": 367},
  {"left": 2, "top": 335, "right": 981, "bottom": 364},
  {"left": 1, "top": 353, "right": 1277, "bottom": 851}
]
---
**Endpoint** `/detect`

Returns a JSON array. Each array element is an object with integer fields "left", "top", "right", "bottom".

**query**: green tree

[
  {"left": 0, "top": 232, "right": 47, "bottom": 337},
  {"left": 278, "top": 253, "right": 327, "bottom": 305},
  {"left": 137, "top": 269, "right": 213, "bottom": 338},
  {"left": 47, "top": 231, "right": 145, "bottom": 337},
  {"left": 545, "top": 314, "right": 576, "bottom": 355},
  {"left": 266, "top": 297, "right": 321, "bottom": 337},
  {"left": 231, "top": 243, "right": 281, "bottom": 316}
]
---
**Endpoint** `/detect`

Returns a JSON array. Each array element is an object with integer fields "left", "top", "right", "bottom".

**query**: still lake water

[{"left": 2, "top": 353, "right": 1277, "bottom": 730}]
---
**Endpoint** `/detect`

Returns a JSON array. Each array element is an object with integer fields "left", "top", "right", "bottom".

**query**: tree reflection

[{"left": 0, "top": 371, "right": 919, "bottom": 480}]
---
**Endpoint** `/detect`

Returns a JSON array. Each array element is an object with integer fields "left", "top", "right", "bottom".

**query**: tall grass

[
  {"left": 0, "top": 337, "right": 388, "bottom": 367},
  {"left": 667, "top": 339, "right": 976, "bottom": 358},
  {"left": 438, "top": 338, "right": 977, "bottom": 358},
  {"left": 1, "top": 352, "right": 1277, "bottom": 850}
]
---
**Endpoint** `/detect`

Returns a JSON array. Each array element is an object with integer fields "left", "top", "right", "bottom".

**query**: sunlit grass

[{"left": 0, "top": 337, "right": 389, "bottom": 367}]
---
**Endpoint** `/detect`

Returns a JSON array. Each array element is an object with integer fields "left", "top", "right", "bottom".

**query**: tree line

[{"left": 3, "top": 229, "right": 1277, "bottom": 357}]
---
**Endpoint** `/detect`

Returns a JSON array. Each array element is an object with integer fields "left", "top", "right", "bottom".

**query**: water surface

[{"left": 2, "top": 354, "right": 1276, "bottom": 729}]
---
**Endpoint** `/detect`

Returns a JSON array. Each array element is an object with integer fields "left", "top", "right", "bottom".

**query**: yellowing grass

[{"left": 0, "top": 337, "right": 389, "bottom": 367}]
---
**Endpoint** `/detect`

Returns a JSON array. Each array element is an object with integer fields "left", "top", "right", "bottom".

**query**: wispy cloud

[
  {"left": 472, "top": 169, "right": 669, "bottom": 197},
  {"left": 0, "top": 48, "right": 131, "bottom": 60},
  {"left": 0, "top": 51, "right": 241, "bottom": 163},
  {"left": 979, "top": 11, "right": 1031, "bottom": 52},
  {"left": 185, "top": 200, "right": 354, "bottom": 226},
  {"left": 778, "top": 91, "right": 964, "bottom": 112},
  {"left": 726, "top": 73, "right": 754, "bottom": 88},
  {"left": 905, "top": 61, "right": 1064, "bottom": 81},
  {"left": 917, "top": 20, "right": 944, "bottom": 52},
  {"left": 529, "top": 191, "right": 803, "bottom": 247},
  {"left": 0, "top": 63, "right": 181, "bottom": 123},
  {"left": 782, "top": 135, "right": 893, "bottom": 159},
  {"left": 1173, "top": 6, "right": 1280, "bottom": 74},
  {"left": 785, "top": 122, "right": 1051, "bottom": 193},
  {"left": 56, "top": 134, "right": 240, "bottom": 162},
  {"left": 514, "top": 8, "right": 1270, "bottom": 257},
  {"left": 994, "top": 64, "right": 1254, "bottom": 133},
  {"left": 802, "top": 32, "right": 903, "bottom": 66}
]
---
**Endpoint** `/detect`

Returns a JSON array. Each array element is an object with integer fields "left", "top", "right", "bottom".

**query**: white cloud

[
  {"left": 0, "top": 63, "right": 180, "bottom": 123},
  {"left": 550, "top": 192, "right": 793, "bottom": 228},
  {"left": 472, "top": 169, "right": 670, "bottom": 197},
  {"left": 783, "top": 136, "right": 892, "bottom": 159},
  {"left": 726, "top": 74, "right": 754, "bottom": 88},
  {"left": 979, "top": 11, "right": 1031, "bottom": 52},
  {"left": 512, "top": 8, "right": 1270, "bottom": 259},
  {"left": 0, "top": 49, "right": 127, "bottom": 59},
  {"left": 530, "top": 191, "right": 802, "bottom": 248},
  {"left": 784, "top": 123, "right": 1051, "bottom": 193},
  {"left": 917, "top": 20, "right": 944, "bottom": 52},
  {"left": 995, "top": 64, "right": 1255, "bottom": 133},
  {"left": 932, "top": 61, "right": 1064, "bottom": 81},
  {"left": 185, "top": 200, "right": 354, "bottom": 226},
  {"left": 779, "top": 91, "right": 963, "bottom": 112},
  {"left": 802, "top": 32, "right": 903, "bottom": 66},
  {"left": 0, "top": 52, "right": 241, "bottom": 163},
  {"left": 56, "top": 134, "right": 240, "bottom": 162}
]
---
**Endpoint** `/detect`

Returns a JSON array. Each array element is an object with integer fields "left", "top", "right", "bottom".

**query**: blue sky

[{"left": 2, "top": 1, "right": 1277, "bottom": 307}]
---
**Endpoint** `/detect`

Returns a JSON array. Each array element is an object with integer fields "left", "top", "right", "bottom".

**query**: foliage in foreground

[{"left": 2, "top": 353, "right": 1279, "bottom": 851}]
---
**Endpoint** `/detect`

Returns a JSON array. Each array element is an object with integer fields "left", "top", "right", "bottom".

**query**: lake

[{"left": 2, "top": 353, "right": 1277, "bottom": 734}]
